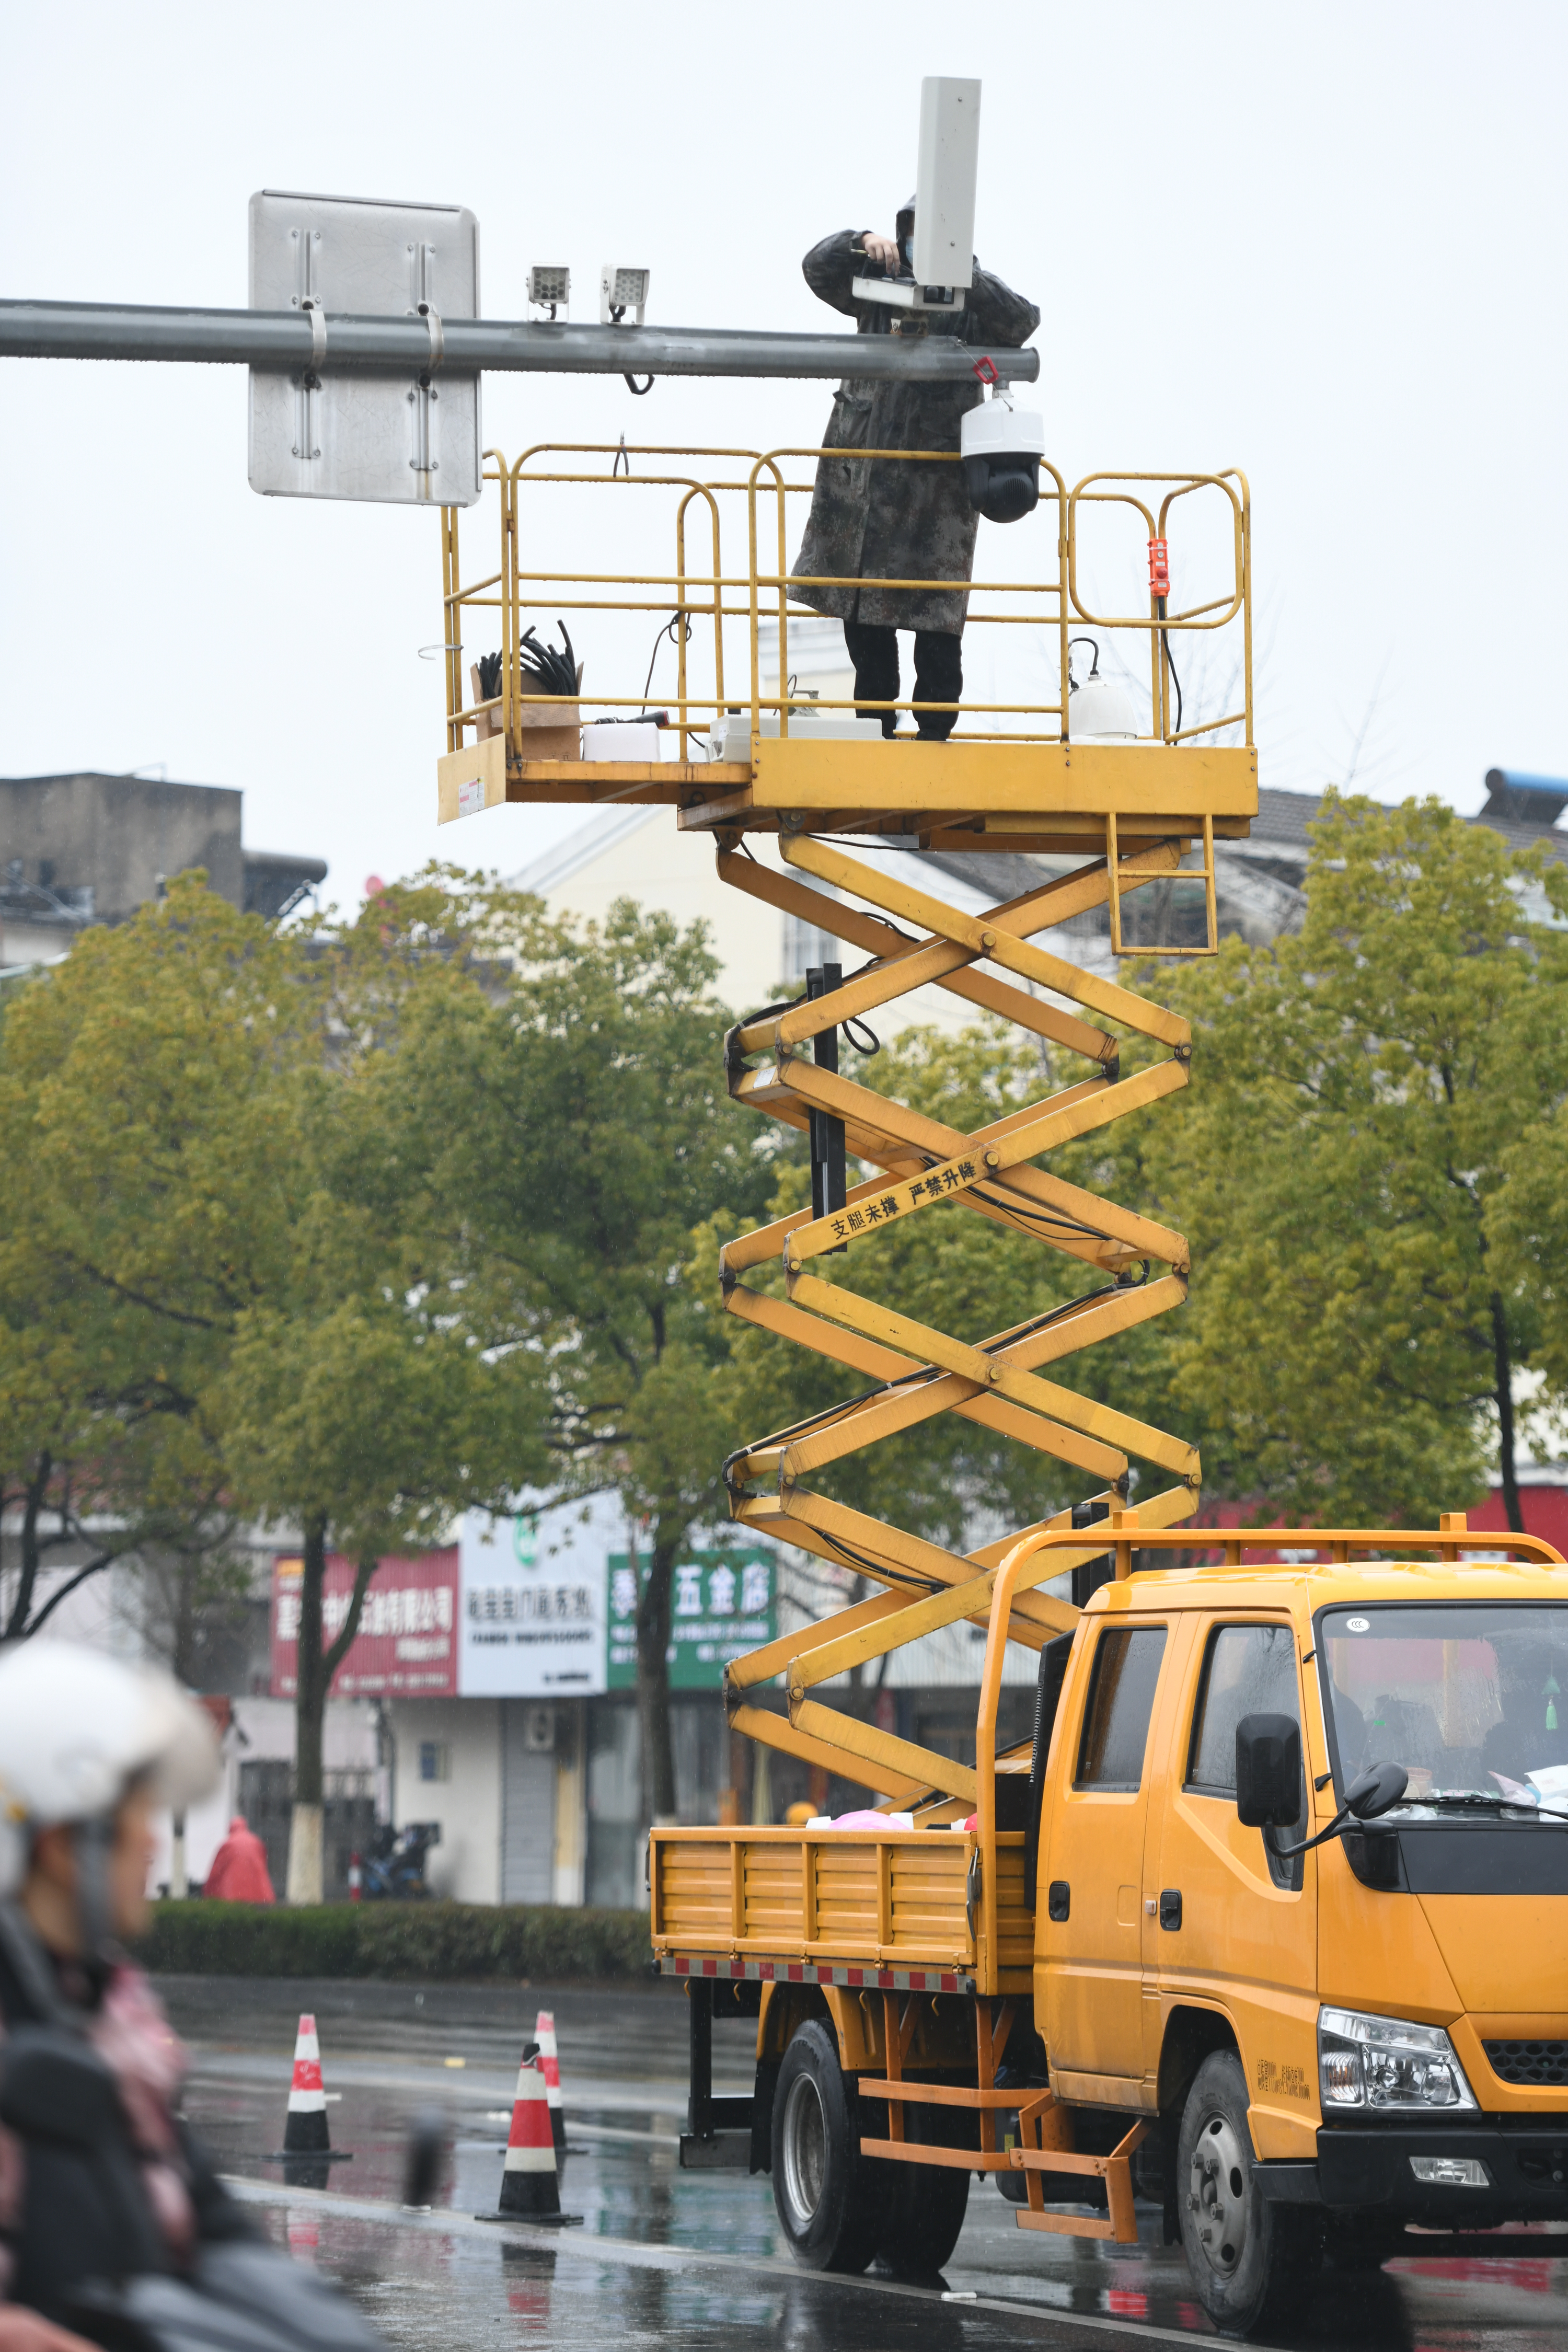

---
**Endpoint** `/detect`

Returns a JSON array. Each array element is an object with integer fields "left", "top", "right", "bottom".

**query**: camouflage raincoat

[{"left": 790, "top": 215, "right": 1040, "bottom": 635}]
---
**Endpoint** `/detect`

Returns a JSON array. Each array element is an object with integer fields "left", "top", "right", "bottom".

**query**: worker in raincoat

[
  {"left": 790, "top": 199, "right": 1039, "bottom": 740},
  {"left": 200, "top": 1818, "right": 274, "bottom": 1905}
]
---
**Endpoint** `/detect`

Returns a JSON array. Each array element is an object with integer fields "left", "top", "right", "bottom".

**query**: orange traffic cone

[
  {"left": 534, "top": 2010, "right": 567, "bottom": 2164},
  {"left": 283, "top": 2013, "right": 330, "bottom": 2154},
  {"left": 495, "top": 2051, "right": 566, "bottom": 2221}
]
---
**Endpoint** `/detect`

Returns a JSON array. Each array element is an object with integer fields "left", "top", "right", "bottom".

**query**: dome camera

[{"left": 961, "top": 395, "right": 1045, "bottom": 524}]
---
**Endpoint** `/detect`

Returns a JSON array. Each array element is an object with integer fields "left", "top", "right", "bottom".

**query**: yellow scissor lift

[{"left": 436, "top": 434, "right": 1255, "bottom": 1808}]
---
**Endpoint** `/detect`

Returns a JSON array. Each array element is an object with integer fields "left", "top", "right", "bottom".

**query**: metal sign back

[{"left": 248, "top": 189, "right": 481, "bottom": 506}]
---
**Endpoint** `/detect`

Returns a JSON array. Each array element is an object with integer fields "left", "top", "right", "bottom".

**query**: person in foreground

[
  {"left": 0, "top": 1642, "right": 381, "bottom": 2352},
  {"left": 790, "top": 198, "right": 1039, "bottom": 739}
]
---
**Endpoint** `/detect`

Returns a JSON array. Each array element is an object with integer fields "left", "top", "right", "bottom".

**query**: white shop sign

[{"left": 457, "top": 1498, "right": 612, "bottom": 1696}]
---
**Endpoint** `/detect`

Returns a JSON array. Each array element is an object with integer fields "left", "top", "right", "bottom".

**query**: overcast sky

[{"left": 3, "top": 2, "right": 1564, "bottom": 908}]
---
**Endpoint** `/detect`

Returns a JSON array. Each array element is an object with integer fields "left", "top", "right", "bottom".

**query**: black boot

[
  {"left": 843, "top": 618, "right": 901, "bottom": 737},
  {"left": 912, "top": 631, "right": 963, "bottom": 740}
]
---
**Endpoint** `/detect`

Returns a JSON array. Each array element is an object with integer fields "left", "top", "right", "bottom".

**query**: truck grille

[{"left": 1484, "top": 2040, "right": 1568, "bottom": 2087}]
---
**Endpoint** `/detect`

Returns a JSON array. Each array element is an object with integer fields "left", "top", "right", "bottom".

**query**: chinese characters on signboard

[
  {"left": 607, "top": 1547, "right": 776, "bottom": 1691},
  {"left": 271, "top": 1551, "right": 458, "bottom": 1699},
  {"left": 458, "top": 1506, "right": 608, "bottom": 1696},
  {"left": 272, "top": 1512, "right": 770, "bottom": 1700}
]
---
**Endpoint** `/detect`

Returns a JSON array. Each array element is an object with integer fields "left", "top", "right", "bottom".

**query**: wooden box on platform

[{"left": 511, "top": 691, "right": 582, "bottom": 762}]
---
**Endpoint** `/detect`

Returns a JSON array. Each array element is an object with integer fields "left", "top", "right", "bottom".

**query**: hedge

[{"left": 134, "top": 1899, "right": 652, "bottom": 1981}]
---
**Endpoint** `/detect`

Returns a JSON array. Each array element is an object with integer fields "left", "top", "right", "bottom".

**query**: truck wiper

[{"left": 1416, "top": 1792, "right": 1568, "bottom": 1824}]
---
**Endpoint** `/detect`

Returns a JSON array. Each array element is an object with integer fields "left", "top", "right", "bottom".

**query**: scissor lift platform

[
  {"left": 436, "top": 438, "right": 1256, "bottom": 1810},
  {"left": 439, "top": 739, "right": 1257, "bottom": 855},
  {"left": 434, "top": 441, "right": 1256, "bottom": 854}
]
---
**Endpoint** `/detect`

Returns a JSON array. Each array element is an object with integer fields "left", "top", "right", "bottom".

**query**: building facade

[{"left": 0, "top": 770, "right": 326, "bottom": 971}]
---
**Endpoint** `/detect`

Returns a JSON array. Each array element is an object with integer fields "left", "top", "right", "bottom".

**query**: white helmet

[{"left": 0, "top": 1641, "right": 221, "bottom": 1898}]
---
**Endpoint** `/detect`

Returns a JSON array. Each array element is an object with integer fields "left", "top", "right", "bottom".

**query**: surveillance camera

[
  {"left": 960, "top": 396, "right": 1045, "bottom": 524},
  {"left": 599, "top": 265, "right": 649, "bottom": 326}
]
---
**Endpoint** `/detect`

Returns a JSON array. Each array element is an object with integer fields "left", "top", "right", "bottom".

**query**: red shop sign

[{"left": 271, "top": 1549, "right": 459, "bottom": 1699}]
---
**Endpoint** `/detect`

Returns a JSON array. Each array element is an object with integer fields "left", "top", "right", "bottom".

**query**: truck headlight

[{"left": 1318, "top": 2008, "right": 1477, "bottom": 2112}]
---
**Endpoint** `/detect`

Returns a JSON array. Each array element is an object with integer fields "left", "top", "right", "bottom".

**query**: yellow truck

[
  {"left": 431, "top": 425, "right": 1568, "bottom": 2333},
  {"left": 653, "top": 1520, "right": 1568, "bottom": 2337}
]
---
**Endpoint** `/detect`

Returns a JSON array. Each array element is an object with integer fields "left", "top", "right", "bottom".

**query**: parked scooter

[{"left": 358, "top": 1820, "right": 441, "bottom": 1899}]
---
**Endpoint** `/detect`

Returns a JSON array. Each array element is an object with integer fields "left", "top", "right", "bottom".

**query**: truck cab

[
  {"left": 1042, "top": 1555, "right": 1568, "bottom": 2327},
  {"left": 652, "top": 1532, "right": 1568, "bottom": 2337}
]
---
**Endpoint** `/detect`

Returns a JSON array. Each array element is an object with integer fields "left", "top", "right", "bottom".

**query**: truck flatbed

[{"left": 652, "top": 1812, "right": 1035, "bottom": 1994}]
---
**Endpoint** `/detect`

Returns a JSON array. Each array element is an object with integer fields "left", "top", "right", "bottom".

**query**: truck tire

[
  {"left": 1176, "top": 2051, "right": 1321, "bottom": 2338},
  {"left": 874, "top": 2104, "right": 972, "bottom": 2277},
  {"left": 770, "top": 2021, "right": 887, "bottom": 2273}
]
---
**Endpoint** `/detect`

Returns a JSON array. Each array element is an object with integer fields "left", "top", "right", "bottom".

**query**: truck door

[
  {"left": 1039, "top": 1616, "right": 1171, "bottom": 2092},
  {"left": 1149, "top": 1618, "right": 1317, "bottom": 2137}
]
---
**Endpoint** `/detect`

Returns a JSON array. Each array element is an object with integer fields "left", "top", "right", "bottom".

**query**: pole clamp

[
  {"left": 298, "top": 296, "right": 327, "bottom": 382},
  {"left": 417, "top": 300, "right": 444, "bottom": 377}
]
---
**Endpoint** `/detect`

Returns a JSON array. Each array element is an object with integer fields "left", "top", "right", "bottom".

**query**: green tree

[
  {"left": 0, "top": 872, "right": 554, "bottom": 1901},
  {"left": 0, "top": 877, "right": 310, "bottom": 1638},
  {"left": 215, "top": 876, "right": 556, "bottom": 1898},
  {"left": 365, "top": 886, "right": 778, "bottom": 1825},
  {"left": 716, "top": 797, "right": 1568, "bottom": 1556},
  {"left": 1144, "top": 793, "right": 1568, "bottom": 1528}
]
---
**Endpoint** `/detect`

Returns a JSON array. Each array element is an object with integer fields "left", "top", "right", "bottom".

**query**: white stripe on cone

[
  {"left": 289, "top": 2013, "right": 327, "bottom": 2114},
  {"left": 503, "top": 2060, "right": 557, "bottom": 2174},
  {"left": 534, "top": 2010, "right": 562, "bottom": 2110}
]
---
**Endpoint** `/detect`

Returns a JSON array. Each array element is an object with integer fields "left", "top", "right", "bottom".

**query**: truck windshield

[{"left": 1319, "top": 1602, "right": 1568, "bottom": 1807}]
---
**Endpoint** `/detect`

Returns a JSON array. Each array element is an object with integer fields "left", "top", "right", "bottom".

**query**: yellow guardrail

[{"left": 439, "top": 444, "right": 1252, "bottom": 765}]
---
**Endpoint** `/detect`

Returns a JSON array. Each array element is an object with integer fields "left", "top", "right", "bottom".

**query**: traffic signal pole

[{"left": 0, "top": 298, "right": 1041, "bottom": 387}]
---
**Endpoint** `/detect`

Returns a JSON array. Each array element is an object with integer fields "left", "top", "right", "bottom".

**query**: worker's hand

[
  {"left": 860, "top": 232, "right": 901, "bottom": 275},
  {"left": 0, "top": 2308, "right": 103, "bottom": 2352}
]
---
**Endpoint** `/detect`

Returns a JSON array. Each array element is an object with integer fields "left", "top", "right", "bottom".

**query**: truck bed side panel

[{"left": 652, "top": 1826, "right": 1033, "bottom": 1991}]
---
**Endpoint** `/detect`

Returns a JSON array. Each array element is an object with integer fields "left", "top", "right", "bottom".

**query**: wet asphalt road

[{"left": 159, "top": 1975, "right": 1568, "bottom": 2352}]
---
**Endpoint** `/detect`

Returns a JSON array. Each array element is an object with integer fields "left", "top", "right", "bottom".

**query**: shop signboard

[
  {"left": 606, "top": 1545, "right": 776, "bottom": 1691},
  {"left": 458, "top": 1505, "right": 609, "bottom": 1696},
  {"left": 270, "top": 1550, "right": 458, "bottom": 1699}
]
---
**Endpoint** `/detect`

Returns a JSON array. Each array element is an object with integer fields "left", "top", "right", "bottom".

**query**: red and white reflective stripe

[
  {"left": 288, "top": 2013, "right": 326, "bottom": 2111},
  {"left": 534, "top": 2010, "right": 562, "bottom": 2108},
  {"left": 503, "top": 2059, "right": 556, "bottom": 2173},
  {"left": 659, "top": 1955, "right": 971, "bottom": 1996}
]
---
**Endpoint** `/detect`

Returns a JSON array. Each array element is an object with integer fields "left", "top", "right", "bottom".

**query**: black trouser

[{"left": 843, "top": 619, "right": 963, "bottom": 740}]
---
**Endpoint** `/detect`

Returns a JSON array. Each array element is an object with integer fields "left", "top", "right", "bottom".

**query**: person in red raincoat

[{"left": 199, "top": 1819, "right": 274, "bottom": 1904}]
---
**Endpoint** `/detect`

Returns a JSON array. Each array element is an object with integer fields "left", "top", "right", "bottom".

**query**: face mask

[{"left": 901, "top": 236, "right": 914, "bottom": 272}]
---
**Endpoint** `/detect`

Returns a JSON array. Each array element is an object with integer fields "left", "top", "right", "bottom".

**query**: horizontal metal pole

[{"left": 0, "top": 300, "right": 1039, "bottom": 386}]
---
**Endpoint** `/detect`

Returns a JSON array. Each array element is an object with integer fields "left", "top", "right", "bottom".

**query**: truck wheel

[
  {"left": 1177, "top": 2052, "right": 1321, "bottom": 2338},
  {"left": 874, "top": 2105, "right": 972, "bottom": 2277},
  {"left": 770, "top": 2021, "right": 887, "bottom": 2273}
]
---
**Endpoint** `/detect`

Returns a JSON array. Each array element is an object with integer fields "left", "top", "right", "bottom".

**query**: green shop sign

[{"left": 606, "top": 1546, "right": 777, "bottom": 1691}]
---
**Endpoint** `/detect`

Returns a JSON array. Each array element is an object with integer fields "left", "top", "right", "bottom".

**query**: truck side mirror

[
  {"left": 1235, "top": 1713, "right": 1302, "bottom": 1828},
  {"left": 1345, "top": 1760, "right": 1408, "bottom": 1820}
]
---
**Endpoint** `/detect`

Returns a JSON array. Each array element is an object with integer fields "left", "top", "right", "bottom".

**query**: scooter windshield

[{"left": 1318, "top": 1600, "right": 1568, "bottom": 1809}]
